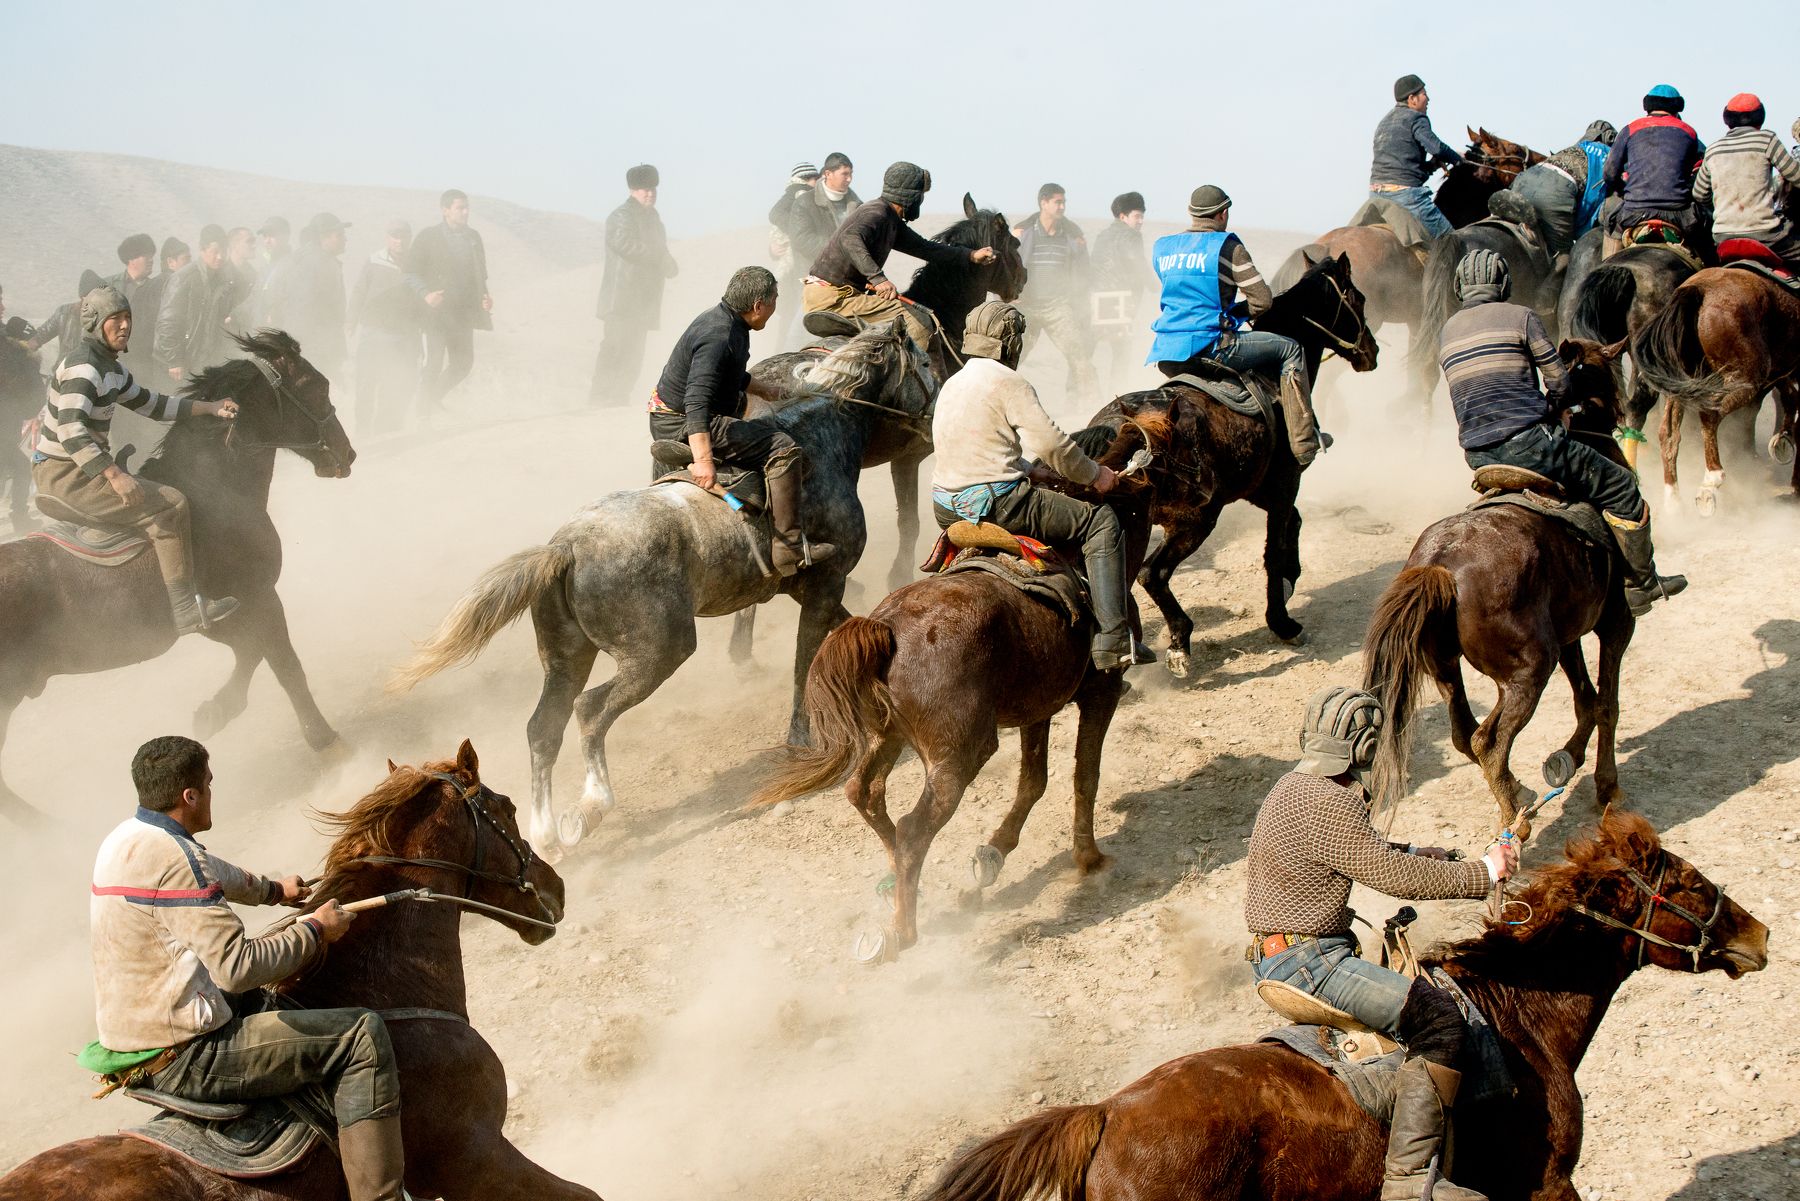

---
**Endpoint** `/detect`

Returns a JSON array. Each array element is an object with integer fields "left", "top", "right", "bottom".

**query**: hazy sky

[{"left": 11, "top": 0, "right": 1792, "bottom": 235}]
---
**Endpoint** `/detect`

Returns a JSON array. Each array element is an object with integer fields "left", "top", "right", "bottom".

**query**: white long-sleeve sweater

[{"left": 930, "top": 357, "right": 1100, "bottom": 492}]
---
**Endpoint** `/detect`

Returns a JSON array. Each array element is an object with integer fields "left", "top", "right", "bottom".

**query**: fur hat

[
  {"left": 881, "top": 161, "right": 931, "bottom": 220},
  {"left": 1723, "top": 92, "right": 1765, "bottom": 129},
  {"left": 1643, "top": 84, "right": 1684, "bottom": 114},
  {"left": 159, "top": 236, "right": 189, "bottom": 267},
  {"left": 1454, "top": 248, "right": 1511, "bottom": 304},
  {"left": 80, "top": 284, "right": 130, "bottom": 336},
  {"left": 117, "top": 233, "right": 155, "bottom": 264},
  {"left": 198, "top": 223, "right": 228, "bottom": 250},
  {"left": 1582, "top": 119, "right": 1617, "bottom": 146},
  {"left": 962, "top": 300, "right": 1026, "bottom": 364},
  {"left": 1111, "top": 191, "right": 1145, "bottom": 218},
  {"left": 626, "top": 163, "right": 660, "bottom": 190},
  {"left": 1187, "top": 184, "right": 1231, "bottom": 219},
  {"left": 1295, "top": 686, "right": 1382, "bottom": 784},
  {"left": 1393, "top": 74, "right": 1425, "bottom": 102}
]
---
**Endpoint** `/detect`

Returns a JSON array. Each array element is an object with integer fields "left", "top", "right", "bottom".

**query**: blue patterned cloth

[{"left": 931, "top": 478, "right": 1023, "bottom": 523}]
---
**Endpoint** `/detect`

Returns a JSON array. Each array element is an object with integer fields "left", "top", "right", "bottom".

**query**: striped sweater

[
  {"left": 1439, "top": 300, "right": 1568, "bottom": 450},
  {"left": 91, "top": 808, "right": 321, "bottom": 1051},
  {"left": 1693, "top": 126, "right": 1800, "bottom": 238},
  {"left": 34, "top": 335, "right": 191, "bottom": 477}
]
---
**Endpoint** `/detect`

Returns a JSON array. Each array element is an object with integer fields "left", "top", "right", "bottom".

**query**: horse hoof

[
  {"left": 1543, "top": 750, "right": 1576, "bottom": 789},
  {"left": 1771, "top": 433, "right": 1796, "bottom": 466},
  {"left": 1695, "top": 487, "right": 1718, "bottom": 518},
  {"left": 306, "top": 728, "right": 343, "bottom": 753},
  {"left": 970, "top": 845, "right": 1005, "bottom": 890},
  {"left": 193, "top": 703, "right": 226, "bottom": 740},
  {"left": 557, "top": 807, "right": 593, "bottom": 848},
  {"left": 1165, "top": 650, "right": 1190, "bottom": 679},
  {"left": 1275, "top": 625, "right": 1308, "bottom": 647},
  {"left": 851, "top": 927, "right": 889, "bottom": 965}
]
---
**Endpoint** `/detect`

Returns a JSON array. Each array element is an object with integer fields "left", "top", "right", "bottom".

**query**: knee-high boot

[
  {"left": 767, "top": 464, "right": 836, "bottom": 578},
  {"left": 1605, "top": 506, "right": 1687, "bottom": 616},
  {"left": 1381, "top": 1058, "right": 1486, "bottom": 1200},
  {"left": 338, "top": 1114, "right": 408, "bottom": 1201}
]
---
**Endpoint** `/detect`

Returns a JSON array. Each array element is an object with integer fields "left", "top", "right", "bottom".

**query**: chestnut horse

[
  {"left": 1362, "top": 340, "right": 1633, "bottom": 828},
  {"left": 1628, "top": 265, "right": 1800, "bottom": 512},
  {"left": 0, "top": 740, "right": 593, "bottom": 1201},
  {"left": 920, "top": 810, "right": 1767, "bottom": 1201},
  {"left": 751, "top": 418, "right": 1173, "bottom": 959}
]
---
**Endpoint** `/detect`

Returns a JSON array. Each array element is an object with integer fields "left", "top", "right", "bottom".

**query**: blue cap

[{"left": 1647, "top": 83, "right": 1682, "bottom": 100}]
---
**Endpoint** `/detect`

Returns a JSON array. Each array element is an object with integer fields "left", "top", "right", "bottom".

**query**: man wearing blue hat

[{"left": 1602, "top": 85, "right": 1708, "bottom": 256}]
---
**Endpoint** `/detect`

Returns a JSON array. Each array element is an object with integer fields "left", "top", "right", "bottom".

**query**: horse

[
  {"left": 1627, "top": 265, "right": 1800, "bottom": 512},
  {"left": 1104, "top": 252, "right": 1378, "bottom": 676},
  {"left": 0, "top": 330, "right": 354, "bottom": 826},
  {"left": 1362, "top": 339, "right": 1635, "bottom": 829},
  {"left": 749, "top": 416, "right": 1176, "bottom": 960},
  {"left": 1560, "top": 241, "right": 1701, "bottom": 472},
  {"left": 917, "top": 808, "right": 1767, "bottom": 1201},
  {"left": 392, "top": 321, "right": 936, "bottom": 856},
  {"left": 1434, "top": 127, "right": 1545, "bottom": 228},
  {"left": 0, "top": 740, "right": 593, "bottom": 1201}
]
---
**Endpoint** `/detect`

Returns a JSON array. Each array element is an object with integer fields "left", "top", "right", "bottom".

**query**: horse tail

[
  {"left": 1630, "top": 284, "right": 1731, "bottom": 409},
  {"left": 1363, "top": 565, "right": 1460, "bottom": 816},
  {"left": 751, "top": 616, "right": 897, "bottom": 806},
  {"left": 1408, "top": 231, "right": 1464, "bottom": 385},
  {"left": 390, "top": 542, "right": 575, "bottom": 691},
  {"left": 1569, "top": 264, "right": 1637, "bottom": 344},
  {"left": 921, "top": 1103, "right": 1107, "bottom": 1201}
]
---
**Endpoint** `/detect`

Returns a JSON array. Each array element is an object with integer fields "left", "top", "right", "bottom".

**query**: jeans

[
  {"left": 1465, "top": 422, "right": 1643, "bottom": 521},
  {"left": 1375, "top": 185, "right": 1454, "bottom": 239},
  {"left": 1252, "top": 934, "right": 1413, "bottom": 1033},
  {"left": 1206, "top": 330, "right": 1306, "bottom": 381}
]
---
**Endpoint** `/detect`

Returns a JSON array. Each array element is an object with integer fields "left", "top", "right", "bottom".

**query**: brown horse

[
  {"left": 750, "top": 418, "right": 1173, "bottom": 959},
  {"left": 919, "top": 809, "right": 1767, "bottom": 1201},
  {"left": 0, "top": 740, "right": 595, "bottom": 1201},
  {"left": 1363, "top": 340, "right": 1634, "bottom": 828},
  {"left": 1628, "top": 265, "right": 1800, "bottom": 513}
]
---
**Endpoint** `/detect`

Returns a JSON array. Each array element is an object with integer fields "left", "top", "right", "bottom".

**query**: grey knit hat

[
  {"left": 80, "top": 285, "right": 131, "bottom": 336},
  {"left": 790, "top": 162, "right": 819, "bottom": 181},
  {"left": 962, "top": 301, "right": 1026, "bottom": 364},
  {"left": 1454, "top": 249, "right": 1511, "bottom": 304},
  {"left": 1583, "top": 119, "right": 1617, "bottom": 146},
  {"left": 1296, "top": 686, "right": 1382, "bottom": 783},
  {"left": 1187, "top": 184, "right": 1231, "bottom": 219},
  {"left": 1394, "top": 74, "right": 1426, "bottom": 102},
  {"left": 881, "top": 161, "right": 931, "bottom": 219}
]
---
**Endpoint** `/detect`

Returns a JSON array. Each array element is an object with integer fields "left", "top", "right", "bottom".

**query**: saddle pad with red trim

[{"left": 25, "top": 520, "right": 150, "bottom": 567}]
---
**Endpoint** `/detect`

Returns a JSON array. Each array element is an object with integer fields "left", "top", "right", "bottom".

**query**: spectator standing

[
  {"left": 591, "top": 164, "right": 677, "bottom": 405},
  {"left": 269, "top": 213, "right": 351, "bottom": 380},
  {"left": 406, "top": 189, "right": 492, "bottom": 419},
  {"left": 131, "top": 237, "right": 190, "bottom": 355},
  {"left": 155, "top": 225, "right": 237, "bottom": 382},
  {"left": 768, "top": 161, "right": 820, "bottom": 347},
  {"left": 348, "top": 219, "right": 422, "bottom": 435},
  {"left": 1013, "top": 183, "right": 1098, "bottom": 403},
  {"left": 108, "top": 234, "right": 157, "bottom": 376},
  {"left": 1088, "top": 191, "right": 1153, "bottom": 392},
  {"left": 223, "top": 227, "right": 259, "bottom": 335}
]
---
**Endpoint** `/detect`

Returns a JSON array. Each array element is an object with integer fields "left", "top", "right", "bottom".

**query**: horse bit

[
  {"left": 224, "top": 353, "right": 342, "bottom": 460},
  {"left": 1301, "top": 274, "right": 1371, "bottom": 359},
  {"left": 1569, "top": 853, "right": 1727, "bottom": 970}
]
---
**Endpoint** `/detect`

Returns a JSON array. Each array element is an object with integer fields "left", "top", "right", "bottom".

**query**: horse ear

[
  {"left": 1467, "top": 125, "right": 1481, "bottom": 143},
  {"left": 963, "top": 193, "right": 977, "bottom": 220},
  {"left": 455, "top": 739, "right": 478, "bottom": 777},
  {"left": 386, "top": 758, "right": 399, "bottom": 774},
  {"left": 1557, "top": 338, "right": 1582, "bottom": 366},
  {"left": 1600, "top": 338, "right": 1628, "bottom": 363}
]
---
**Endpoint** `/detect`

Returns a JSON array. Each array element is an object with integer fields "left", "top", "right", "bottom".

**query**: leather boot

[
  {"left": 338, "top": 1114, "right": 408, "bottom": 1201},
  {"left": 1085, "top": 534, "right": 1133, "bottom": 672},
  {"left": 165, "top": 582, "right": 240, "bottom": 636},
  {"left": 1605, "top": 508, "right": 1687, "bottom": 617},
  {"left": 1278, "top": 373, "right": 1322, "bottom": 467},
  {"left": 767, "top": 465, "right": 835, "bottom": 578},
  {"left": 1381, "top": 1059, "right": 1486, "bottom": 1200}
]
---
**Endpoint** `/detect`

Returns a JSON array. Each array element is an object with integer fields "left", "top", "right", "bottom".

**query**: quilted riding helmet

[
  {"left": 80, "top": 285, "right": 131, "bottom": 337},
  {"left": 881, "top": 161, "right": 931, "bottom": 221},
  {"left": 1454, "top": 249, "right": 1511, "bottom": 305},
  {"left": 962, "top": 301, "right": 1027, "bottom": 367},
  {"left": 1582, "top": 119, "right": 1617, "bottom": 146},
  {"left": 1295, "top": 686, "right": 1383, "bottom": 788}
]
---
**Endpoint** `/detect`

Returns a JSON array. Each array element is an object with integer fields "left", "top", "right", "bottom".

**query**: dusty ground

[{"left": 0, "top": 152, "right": 1795, "bottom": 1200}]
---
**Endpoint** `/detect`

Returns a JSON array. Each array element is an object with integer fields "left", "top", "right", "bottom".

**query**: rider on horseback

[
  {"left": 1692, "top": 93, "right": 1800, "bottom": 268},
  {"left": 801, "top": 161, "right": 997, "bottom": 353},
  {"left": 86, "top": 736, "right": 406, "bottom": 1201},
  {"left": 651, "top": 266, "right": 837, "bottom": 577},
  {"left": 1246, "top": 687, "right": 1518, "bottom": 1201},
  {"left": 1369, "top": 74, "right": 1462, "bottom": 239},
  {"left": 1442, "top": 250, "right": 1686, "bottom": 615},
  {"left": 1507, "top": 120, "right": 1617, "bottom": 259},
  {"left": 929, "top": 301, "right": 1139, "bottom": 672},
  {"left": 1148, "top": 185, "right": 1327, "bottom": 466},
  {"left": 31, "top": 285, "right": 240, "bottom": 634},
  {"left": 1602, "top": 84, "right": 1709, "bottom": 257}
]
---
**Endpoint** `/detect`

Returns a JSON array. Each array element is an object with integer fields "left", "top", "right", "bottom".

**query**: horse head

[
  {"left": 1272, "top": 253, "right": 1378, "bottom": 372},
  {"left": 321, "top": 739, "right": 566, "bottom": 945},
  {"left": 963, "top": 192, "right": 1027, "bottom": 303},
  {"left": 1557, "top": 337, "right": 1629, "bottom": 436},
  {"left": 1465, "top": 127, "right": 1544, "bottom": 183},
  {"left": 222, "top": 329, "right": 356, "bottom": 477}
]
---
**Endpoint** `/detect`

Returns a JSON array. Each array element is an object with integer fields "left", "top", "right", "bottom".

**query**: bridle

[
  {"left": 224, "top": 353, "right": 345, "bottom": 467},
  {"left": 818, "top": 336, "right": 938, "bottom": 438},
  {"left": 1569, "top": 853, "right": 1728, "bottom": 970},
  {"left": 1298, "top": 272, "right": 1374, "bottom": 362},
  {"left": 350, "top": 771, "right": 560, "bottom": 932}
]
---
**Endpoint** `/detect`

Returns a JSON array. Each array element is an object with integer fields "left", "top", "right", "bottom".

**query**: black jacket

[
  {"left": 598, "top": 198, "right": 678, "bottom": 327},
  {"left": 808, "top": 199, "right": 970, "bottom": 290},
  {"left": 154, "top": 262, "right": 237, "bottom": 377},
  {"left": 405, "top": 222, "right": 491, "bottom": 331},
  {"left": 653, "top": 302, "right": 750, "bottom": 436},
  {"left": 784, "top": 185, "right": 863, "bottom": 266}
]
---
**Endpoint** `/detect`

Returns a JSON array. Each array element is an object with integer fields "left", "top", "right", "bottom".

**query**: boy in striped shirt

[
  {"left": 1692, "top": 93, "right": 1800, "bottom": 266},
  {"left": 32, "top": 285, "right": 240, "bottom": 633}
]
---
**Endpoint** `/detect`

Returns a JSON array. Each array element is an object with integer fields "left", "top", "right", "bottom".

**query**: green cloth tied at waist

[{"left": 77, "top": 1040, "right": 168, "bottom": 1076}]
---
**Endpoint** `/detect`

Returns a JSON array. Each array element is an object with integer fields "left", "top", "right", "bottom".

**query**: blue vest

[
  {"left": 1147, "top": 230, "right": 1242, "bottom": 365},
  {"left": 1576, "top": 141, "right": 1610, "bottom": 234}
]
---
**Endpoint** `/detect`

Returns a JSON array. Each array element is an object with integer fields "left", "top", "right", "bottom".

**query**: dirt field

[{"left": 1, "top": 154, "right": 1795, "bottom": 1200}]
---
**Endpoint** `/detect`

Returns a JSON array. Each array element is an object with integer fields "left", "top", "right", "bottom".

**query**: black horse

[
  {"left": 0, "top": 330, "right": 355, "bottom": 823},
  {"left": 1093, "top": 254, "right": 1379, "bottom": 673}
]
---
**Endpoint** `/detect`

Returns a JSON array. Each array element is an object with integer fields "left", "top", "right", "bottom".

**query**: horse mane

[
  {"left": 802, "top": 324, "right": 904, "bottom": 398},
  {"left": 316, "top": 759, "right": 459, "bottom": 874},
  {"left": 927, "top": 211, "right": 991, "bottom": 251}
]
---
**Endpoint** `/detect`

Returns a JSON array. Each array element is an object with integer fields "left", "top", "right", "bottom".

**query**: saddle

[
  {"left": 1346, "top": 195, "right": 1433, "bottom": 250},
  {"left": 1468, "top": 211, "right": 1553, "bottom": 283},
  {"left": 648, "top": 439, "right": 768, "bottom": 512},
  {"left": 1468, "top": 465, "right": 1611, "bottom": 548},
  {"left": 1619, "top": 217, "right": 1688, "bottom": 250},
  {"left": 25, "top": 492, "right": 152, "bottom": 567},
  {"left": 1162, "top": 360, "right": 1276, "bottom": 428},
  {"left": 920, "top": 522, "right": 1090, "bottom": 627},
  {"left": 1718, "top": 243, "right": 1800, "bottom": 292},
  {"left": 120, "top": 1083, "right": 334, "bottom": 1179}
]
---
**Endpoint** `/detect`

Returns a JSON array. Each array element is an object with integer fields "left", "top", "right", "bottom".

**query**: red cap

[{"left": 1726, "top": 92, "right": 1763, "bottom": 113}]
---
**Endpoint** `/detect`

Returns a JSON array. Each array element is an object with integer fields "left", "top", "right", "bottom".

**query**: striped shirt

[
  {"left": 1693, "top": 126, "right": 1800, "bottom": 239},
  {"left": 1190, "top": 213, "right": 1274, "bottom": 318},
  {"left": 34, "top": 335, "right": 191, "bottom": 477},
  {"left": 1439, "top": 300, "right": 1568, "bottom": 450}
]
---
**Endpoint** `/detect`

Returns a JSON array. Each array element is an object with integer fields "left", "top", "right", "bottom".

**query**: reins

[
  {"left": 1569, "top": 853, "right": 1728, "bottom": 970},
  {"left": 222, "top": 353, "right": 343, "bottom": 464},
  {"left": 1295, "top": 273, "right": 1372, "bottom": 360}
]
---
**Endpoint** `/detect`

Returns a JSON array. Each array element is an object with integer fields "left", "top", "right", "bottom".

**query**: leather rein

[
  {"left": 1295, "top": 273, "right": 1372, "bottom": 360},
  {"left": 1569, "top": 853, "right": 1727, "bottom": 970},
  {"left": 224, "top": 354, "right": 345, "bottom": 467}
]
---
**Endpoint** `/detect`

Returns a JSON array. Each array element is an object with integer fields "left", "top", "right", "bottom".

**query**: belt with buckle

[
  {"left": 1370, "top": 183, "right": 1411, "bottom": 193},
  {"left": 1248, "top": 931, "right": 1316, "bottom": 962}
]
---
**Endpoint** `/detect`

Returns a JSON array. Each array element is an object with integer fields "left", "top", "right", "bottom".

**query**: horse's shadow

[
  {"left": 960, "top": 751, "right": 1287, "bottom": 960},
  {"left": 1612, "top": 617, "right": 1800, "bottom": 829},
  {"left": 1663, "top": 1130, "right": 1800, "bottom": 1198},
  {"left": 606, "top": 748, "right": 792, "bottom": 860}
]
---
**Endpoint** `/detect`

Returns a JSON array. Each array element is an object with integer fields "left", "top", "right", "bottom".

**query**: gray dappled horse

[{"left": 394, "top": 322, "right": 935, "bottom": 854}]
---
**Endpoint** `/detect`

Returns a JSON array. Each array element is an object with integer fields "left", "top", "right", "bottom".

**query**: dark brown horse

[
  {"left": 0, "top": 330, "right": 354, "bottom": 826},
  {"left": 0, "top": 740, "right": 593, "bottom": 1200},
  {"left": 751, "top": 418, "right": 1174, "bottom": 959},
  {"left": 919, "top": 809, "right": 1767, "bottom": 1201},
  {"left": 1102, "top": 253, "right": 1378, "bottom": 675},
  {"left": 1628, "top": 265, "right": 1800, "bottom": 512},
  {"left": 1363, "top": 340, "right": 1633, "bottom": 828}
]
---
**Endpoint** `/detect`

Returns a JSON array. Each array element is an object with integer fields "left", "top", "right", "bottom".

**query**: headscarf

[
  {"left": 961, "top": 301, "right": 1026, "bottom": 367},
  {"left": 1454, "top": 249, "right": 1511, "bottom": 305}
]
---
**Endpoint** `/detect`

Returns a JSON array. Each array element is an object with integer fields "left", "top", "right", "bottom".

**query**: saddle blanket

[
  {"left": 1724, "top": 257, "right": 1800, "bottom": 294},
  {"left": 940, "top": 550, "right": 1089, "bottom": 627},
  {"left": 1163, "top": 366, "right": 1276, "bottom": 427},
  {"left": 1470, "top": 489, "right": 1610, "bottom": 548},
  {"left": 24, "top": 519, "right": 150, "bottom": 567},
  {"left": 124, "top": 1090, "right": 332, "bottom": 1179},
  {"left": 1259, "top": 968, "right": 1514, "bottom": 1125},
  {"left": 1347, "top": 195, "right": 1434, "bottom": 249}
]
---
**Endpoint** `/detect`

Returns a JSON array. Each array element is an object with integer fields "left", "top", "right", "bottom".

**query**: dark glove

[{"left": 1227, "top": 300, "right": 1251, "bottom": 320}]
